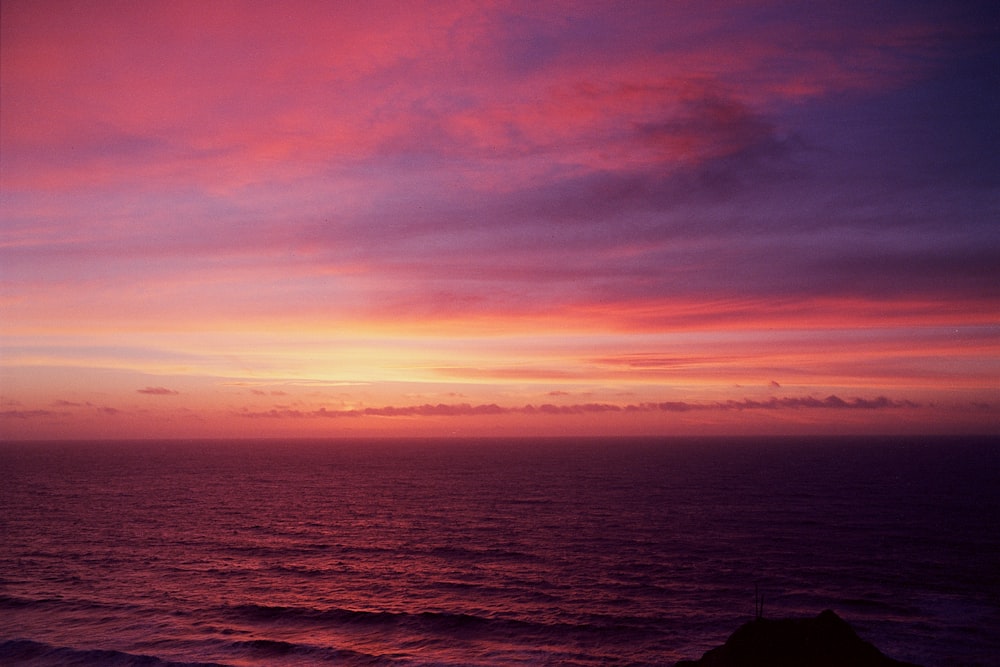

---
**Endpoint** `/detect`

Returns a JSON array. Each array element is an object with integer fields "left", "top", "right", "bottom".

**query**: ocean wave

[
  {"left": 0, "top": 593, "right": 38, "bottom": 608},
  {"left": 0, "top": 592, "right": 187, "bottom": 618},
  {"left": 254, "top": 542, "right": 545, "bottom": 564},
  {"left": 1, "top": 636, "right": 397, "bottom": 667},
  {"left": 225, "top": 638, "right": 394, "bottom": 664},
  {"left": 229, "top": 602, "right": 491, "bottom": 629},
  {"left": 0, "top": 638, "right": 229, "bottom": 667},
  {"left": 425, "top": 545, "right": 542, "bottom": 562},
  {"left": 226, "top": 602, "right": 660, "bottom": 642}
]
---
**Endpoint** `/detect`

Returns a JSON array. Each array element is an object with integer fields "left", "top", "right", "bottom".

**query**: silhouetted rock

[{"left": 675, "top": 609, "right": 923, "bottom": 667}]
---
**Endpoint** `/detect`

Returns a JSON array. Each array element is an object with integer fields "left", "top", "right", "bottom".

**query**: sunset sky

[{"left": 2, "top": 0, "right": 998, "bottom": 439}]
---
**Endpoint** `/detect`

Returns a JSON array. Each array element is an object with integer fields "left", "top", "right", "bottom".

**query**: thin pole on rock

[{"left": 754, "top": 584, "right": 764, "bottom": 620}]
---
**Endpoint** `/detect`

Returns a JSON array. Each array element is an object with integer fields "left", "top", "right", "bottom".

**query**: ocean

[{"left": 1, "top": 436, "right": 998, "bottom": 666}]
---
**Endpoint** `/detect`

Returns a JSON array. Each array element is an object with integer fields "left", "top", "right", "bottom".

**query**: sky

[{"left": 2, "top": 0, "right": 998, "bottom": 440}]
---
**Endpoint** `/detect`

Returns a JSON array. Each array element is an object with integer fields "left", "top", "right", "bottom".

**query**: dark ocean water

[{"left": 1, "top": 436, "right": 998, "bottom": 666}]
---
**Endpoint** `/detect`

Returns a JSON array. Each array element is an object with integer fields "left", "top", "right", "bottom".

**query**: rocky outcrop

[{"left": 676, "top": 609, "right": 922, "bottom": 667}]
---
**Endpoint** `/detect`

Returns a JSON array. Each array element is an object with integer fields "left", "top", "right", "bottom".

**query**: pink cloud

[
  {"left": 2, "top": 1, "right": 959, "bottom": 194},
  {"left": 137, "top": 387, "right": 179, "bottom": 396}
]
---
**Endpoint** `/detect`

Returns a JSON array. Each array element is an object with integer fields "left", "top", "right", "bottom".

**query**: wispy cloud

[{"left": 137, "top": 387, "right": 179, "bottom": 396}]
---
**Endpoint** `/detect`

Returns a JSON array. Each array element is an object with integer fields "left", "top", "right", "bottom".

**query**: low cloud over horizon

[{"left": 238, "top": 394, "right": 923, "bottom": 420}]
